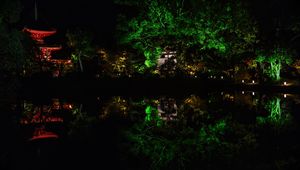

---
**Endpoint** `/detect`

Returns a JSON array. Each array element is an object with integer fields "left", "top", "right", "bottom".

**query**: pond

[{"left": 1, "top": 90, "right": 300, "bottom": 170}]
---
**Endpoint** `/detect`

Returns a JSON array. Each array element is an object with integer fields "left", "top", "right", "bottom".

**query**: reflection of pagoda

[
  {"left": 23, "top": 0, "right": 72, "bottom": 77},
  {"left": 29, "top": 125, "right": 58, "bottom": 141},
  {"left": 20, "top": 99, "right": 73, "bottom": 141}
]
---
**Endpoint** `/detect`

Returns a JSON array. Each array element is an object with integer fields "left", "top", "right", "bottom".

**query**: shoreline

[{"left": 19, "top": 77, "right": 300, "bottom": 98}]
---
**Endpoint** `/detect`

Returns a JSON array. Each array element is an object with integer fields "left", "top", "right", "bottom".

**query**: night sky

[
  {"left": 19, "top": 0, "right": 300, "bottom": 47},
  {"left": 20, "top": 0, "right": 117, "bottom": 46}
]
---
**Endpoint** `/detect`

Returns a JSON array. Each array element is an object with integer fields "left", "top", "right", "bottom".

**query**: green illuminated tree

[
  {"left": 116, "top": 0, "right": 258, "bottom": 74},
  {"left": 66, "top": 28, "right": 96, "bottom": 72},
  {"left": 116, "top": 0, "right": 177, "bottom": 72},
  {"left": 256, "top": 48, "right": 292, "bottom": 81},
  {"left": 257, "top": 97, "right": 291, "bottom": 127}
]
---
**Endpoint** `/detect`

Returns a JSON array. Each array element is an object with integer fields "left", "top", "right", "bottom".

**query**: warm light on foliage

[
  {"left": 181, "top": 63, "right": 204, "bottom": 76},
  {"left": 100, "top": 97, "right": 129, "bottom": 119},
  {"left": 111, "top": 51, "right": 131, "bottom": 77}
]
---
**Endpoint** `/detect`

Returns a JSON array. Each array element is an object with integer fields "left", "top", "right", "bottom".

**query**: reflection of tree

[
  {"left": 145, "top": 105, "right": 162, "bottom": 127},
  {"left": 157, "top": 97, "right": 177, "bottom": 122},
  {"left": 257, "top": 97, "right": 291, "bottom": 127},
  {"left": 124, "top": 123, "right": 175, "bottom": 169},
  {"left": 68, "top": 104, "right": 97, "bottom": 137},
  {"left": 123, "top": 119, "right": 231, "bottom": 169},
  {"left": 100, "top": 97, "right": 129, "bottom": 119},
  {"left": 179, "top": 95, "right": 207, "bottom": 127},
  {"left": 143, "top": 97, "right": 179, "bottom": 126}
]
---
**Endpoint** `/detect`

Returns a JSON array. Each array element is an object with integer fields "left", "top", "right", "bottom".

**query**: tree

[
  {"left": 116, "top": 0, "right": 258, "bottom": 75},
  {"left": 0, "top": 0, "right": 35, "bottom": 79},
  {"left": 256, "top": 47, "right": 292, "bottom": 81},
  {"left": 66, "top": 28, "right": 96, "bottom": 72},
  {"left": 256, "top": 97, "right": 291, "bottom": 128}
]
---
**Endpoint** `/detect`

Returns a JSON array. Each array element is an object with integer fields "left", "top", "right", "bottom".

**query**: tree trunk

[{"left": 78, "top": 54, "right": 84, "bottom": 72}]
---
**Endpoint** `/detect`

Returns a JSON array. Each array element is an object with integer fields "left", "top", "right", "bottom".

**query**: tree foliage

[
  {"left": 66, "top": 28, "right": 96, "bottom": 72},
  {"left": 256, "top": 47, "right": 292, "bottom": 81},
  {"left": 0, "top": 0, "right": 22, "bottom": 24},
  {"left": 0, "top": 0, "right": 34, "bottom": 78},
  {"left": 116, "top": 0, "right": 258, "bottom": 73}
]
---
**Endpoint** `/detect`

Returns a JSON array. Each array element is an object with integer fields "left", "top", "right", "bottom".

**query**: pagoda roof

[
  {"left": 23, "top": 20, "right": 57, "bottom": 42},
  {"left": 23, "top": 27, "right": 56, "bottom": 35}
]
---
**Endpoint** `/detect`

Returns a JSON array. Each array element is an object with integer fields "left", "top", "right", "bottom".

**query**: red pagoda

[
  {"left": 23, "top": 0, "right": 72, "bottom": 76},
  {"left": 23, "top": 25, "right": 62, "bottom": 61}
]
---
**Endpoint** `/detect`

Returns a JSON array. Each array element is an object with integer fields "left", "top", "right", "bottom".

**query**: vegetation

[
  {"left": 66, "top": 28, "right": 96, "bottom": 72},
  {"left": 256, "top": 47, "right": 293, "bottom": 81},
  {"left": 115, "top": 0, "right": 258, "bottom": 76},
  {"left": 0, "top": 0, "right": 299, "bottom": 82}
]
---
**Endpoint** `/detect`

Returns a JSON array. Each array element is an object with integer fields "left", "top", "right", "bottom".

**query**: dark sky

[
  {"left": 19, "top": 0, "right": 300, "bottom": 47},
  {"left": 20, "top": 0, "right": 118, "bottom": 46}
]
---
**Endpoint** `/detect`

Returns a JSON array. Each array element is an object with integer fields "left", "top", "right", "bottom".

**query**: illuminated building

[
  {"left": 23, "top": 0, "right": 72, "bottom": 76},
  {"left": 23, "top": 27, "right": 62, "bottom": 61}
]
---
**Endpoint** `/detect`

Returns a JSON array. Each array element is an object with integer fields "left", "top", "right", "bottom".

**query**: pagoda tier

[
  {"left": 23, "top": 27, "right": 56, "bottom": 44},
  {"left": 39, "top": 45, "right": 62, "bottom": 60},
  {"left": 29, "top": 126, "right": 58, "bottom": 141}
]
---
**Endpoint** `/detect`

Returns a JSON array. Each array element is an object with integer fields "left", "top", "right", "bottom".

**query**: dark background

[
  {"left": 19, "top": 0, "right": 300, "bottom": 47},
  {"left": 20, "top": 0, "right": 117, "bottom": 47}
]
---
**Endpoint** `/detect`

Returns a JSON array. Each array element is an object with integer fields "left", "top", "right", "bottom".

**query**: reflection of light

[
  {"left": 242, "top": 91, "right": 244, "bottom": 94},
  {"left": 29, "top": 127, "right": 58, "bottom": 141},
  {"left": 284, "top": 94, "right": 287, "bottom": 98},
  {"left": 221, "top": 76, "right": 223, "bottom": 79},
  {"left": 252, "top": 80, "right": 255, "bottom": 84},
  {"left": 284, "top": 81, "right": 287, "bottom": 85},
  {"left": 62, "top": 103, "right": 73, "bottom": 110},
  {"left": 242, "top": 80, "right": 245, "bottom": 83},
  {"left": 252, "top": 92, "right": 255, "bottom": 96}
]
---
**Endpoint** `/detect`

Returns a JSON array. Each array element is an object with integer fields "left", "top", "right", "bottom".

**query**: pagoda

[
  {"left": 23, "top": 0, "right": 72, "bottom": 76},
  {"left": 23, "top": 0, "right": 61, "bottom": 61},
  {"left": 20, "top": 99, "right": 73, "bottom": 141}
]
